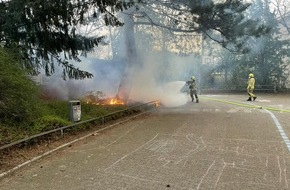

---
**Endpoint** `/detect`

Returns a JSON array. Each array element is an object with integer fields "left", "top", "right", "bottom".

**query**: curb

[{"left": 0, "top": 111, "right": 151, "bottom": 179}]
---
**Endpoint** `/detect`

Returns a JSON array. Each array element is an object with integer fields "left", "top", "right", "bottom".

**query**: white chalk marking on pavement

[
  {"left": 104, "top": 134, "right": 159, "bottom": 172},
  {"left": 117, "top": 172, "right": 160, "bottom": 183},
  {"left": 257, "top": 100, "right": 271, "bottom": 102},
  {"left": 105, "top": 121, "right": 144, "bottom": 147},
  {"left": 264, "top": 173, "right": 267, "bottom": 180},
  {"left": 0, "top": 111, "right": 151, "bottom": 179},
  {"left": 227, "top": 109, "right": 238, "bottom": 113},
  {"left": 263, "top": 109, "right": 290, "bottom": 152},
  {"left": 214, "top": 161, "right": 226, "bottom": 189},
  {"left": 277, "top": 156, "right": 282, "bottom": 183},
  {"left": 196, "top": 160, "right": 215, "bottom": 190},
  {"left": 282, "top": 155, "right": 289, "bottom": 189}
]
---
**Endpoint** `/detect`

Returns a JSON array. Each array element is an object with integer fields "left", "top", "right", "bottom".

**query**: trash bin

[{"left": 69, "top": 100, "right": 81, "bottom": 122}]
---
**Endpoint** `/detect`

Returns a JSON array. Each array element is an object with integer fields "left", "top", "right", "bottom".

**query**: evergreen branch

[
  {"left": 203, "top": 31, "right": 240, "bottom": 53},
  {"left": 48, "top": 52, "right": 94, "bottom": 80}
]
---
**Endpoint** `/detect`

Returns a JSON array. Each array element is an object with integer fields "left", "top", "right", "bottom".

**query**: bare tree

[
  {"left": 113, "top": 0, "right": 273, "bottom": 101},
  {"left": 270, "top": 0, "right": 290, "bottom": 34}
]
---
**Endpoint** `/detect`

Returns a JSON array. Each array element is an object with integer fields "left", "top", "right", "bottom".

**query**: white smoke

[
  {"left": 40, "top": 12, "right": 200, "bottom": 106},
  {"left": 129, "top": 73, "right": 189, "bottom": 107},
  {"left": 128, "top": 52, "right": 196, "bottom": 107},
  {"left": 41, "top": 55, "right": 124, "bottom": 100}
]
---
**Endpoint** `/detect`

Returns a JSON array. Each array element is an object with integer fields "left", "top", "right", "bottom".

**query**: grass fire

[{"left": 82, "top": 91, "right": 125, "bottom": 105}]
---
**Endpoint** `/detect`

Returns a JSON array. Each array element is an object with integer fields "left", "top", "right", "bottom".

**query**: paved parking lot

[{"left": 0, "top": 94, "right": 290, "bottom": 189}]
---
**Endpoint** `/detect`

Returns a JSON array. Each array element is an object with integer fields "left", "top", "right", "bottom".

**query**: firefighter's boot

[
  {"left": 253, "top": 97, "right": 257, "bottom": 101},
  {"left": 196, "top": 99, "right": 199, "bottom": 103},
  {"left": 247, "top": 97, "right": 252, "bottom": 101}
]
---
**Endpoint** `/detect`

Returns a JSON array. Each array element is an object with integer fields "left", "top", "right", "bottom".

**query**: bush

[
  {"left": 31, "top": 115, "right": 70, "bottom": 133},
  {"left": 40, "top": 100, "right": 71, "bottom": 119},
  {"left": 0, "top": 48, "right": 41, "bottom": 124},
  {"left": 0, "top": 51, "right": 131, "bottom": 144},
  {"left": 0, "top": 123, "right": 30, "bottom": 146}
]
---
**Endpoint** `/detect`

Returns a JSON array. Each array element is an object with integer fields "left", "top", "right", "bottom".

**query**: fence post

[{"left": 60, "top": 129, "right": 64, "bottom": 138}]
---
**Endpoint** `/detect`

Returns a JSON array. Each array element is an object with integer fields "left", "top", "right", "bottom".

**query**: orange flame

[
  {"left": 109, "top": 98, "right": 124, "bottom": 105},
  {"left": 154, "top": 100, "right": 160, "bottom": 107}
]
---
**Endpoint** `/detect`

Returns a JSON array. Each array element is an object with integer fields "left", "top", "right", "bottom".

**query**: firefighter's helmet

[
  {"left": 249, "top": 73, "right": 254, "bottom": 78},
  {"left": 191, "top": 76, "right": 196, "bottom": 80}
]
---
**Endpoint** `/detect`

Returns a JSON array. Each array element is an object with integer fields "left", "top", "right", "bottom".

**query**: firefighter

[
  {"left": 186, "top": 76, "right": 199, "bottom": 103},
  {"left": 247, "top": 73, "right": 257, "bottom": 101}
]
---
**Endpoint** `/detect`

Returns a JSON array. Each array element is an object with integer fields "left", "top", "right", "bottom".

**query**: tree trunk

[{"left": 116, "top": 11, "right": 138, "bottom": 102}]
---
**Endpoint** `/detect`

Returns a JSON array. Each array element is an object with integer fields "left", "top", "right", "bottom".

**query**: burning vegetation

[{"left": 82, "top": 91, "right": 125, "bottom": 105}]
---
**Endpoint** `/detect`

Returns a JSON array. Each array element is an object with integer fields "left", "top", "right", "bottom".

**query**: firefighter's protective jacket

[
  {"left": 187, "top": 80, "right": 197, "bottom": 91},
  {"left": 247, "top": 78, "right": 255, "bottom": 90}
]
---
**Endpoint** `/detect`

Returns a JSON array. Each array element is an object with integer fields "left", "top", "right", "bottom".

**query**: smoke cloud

[
  {"left": 42, "top": 50, "right": 197, "bottom": 107},
  {"left": 41, "top": 12, "right": 201, "bottom": 107},
  {"left": 128, "top": 52, "right": 198, "bottom": 107},
  {"left": 41, "top": 56, "right": 124, "bottom": 100}
]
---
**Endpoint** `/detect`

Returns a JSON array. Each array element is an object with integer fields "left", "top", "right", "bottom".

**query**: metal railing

[{"left": 0, "top": 101, "right": 158, "bottom": 151}]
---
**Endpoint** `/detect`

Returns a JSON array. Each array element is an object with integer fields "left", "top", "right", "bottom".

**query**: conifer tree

[
  {"left": 0, "top": 0, "right": 133, "bottom": 79},
  {"left": 0, "top": 0, "right": 270, "bottom": 80}
]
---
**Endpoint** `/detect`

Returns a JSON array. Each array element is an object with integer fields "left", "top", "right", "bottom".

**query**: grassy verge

[{"left": 0, "top": 100, "right": 129, "bottom": 146}]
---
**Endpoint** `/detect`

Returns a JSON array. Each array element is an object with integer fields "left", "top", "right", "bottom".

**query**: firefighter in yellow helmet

[
  {"left": 247, "top": 73, "right": 257, "bottom": 101},
  {"left": 186, "top": 76, "right": 199, "bottom": 103}
]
